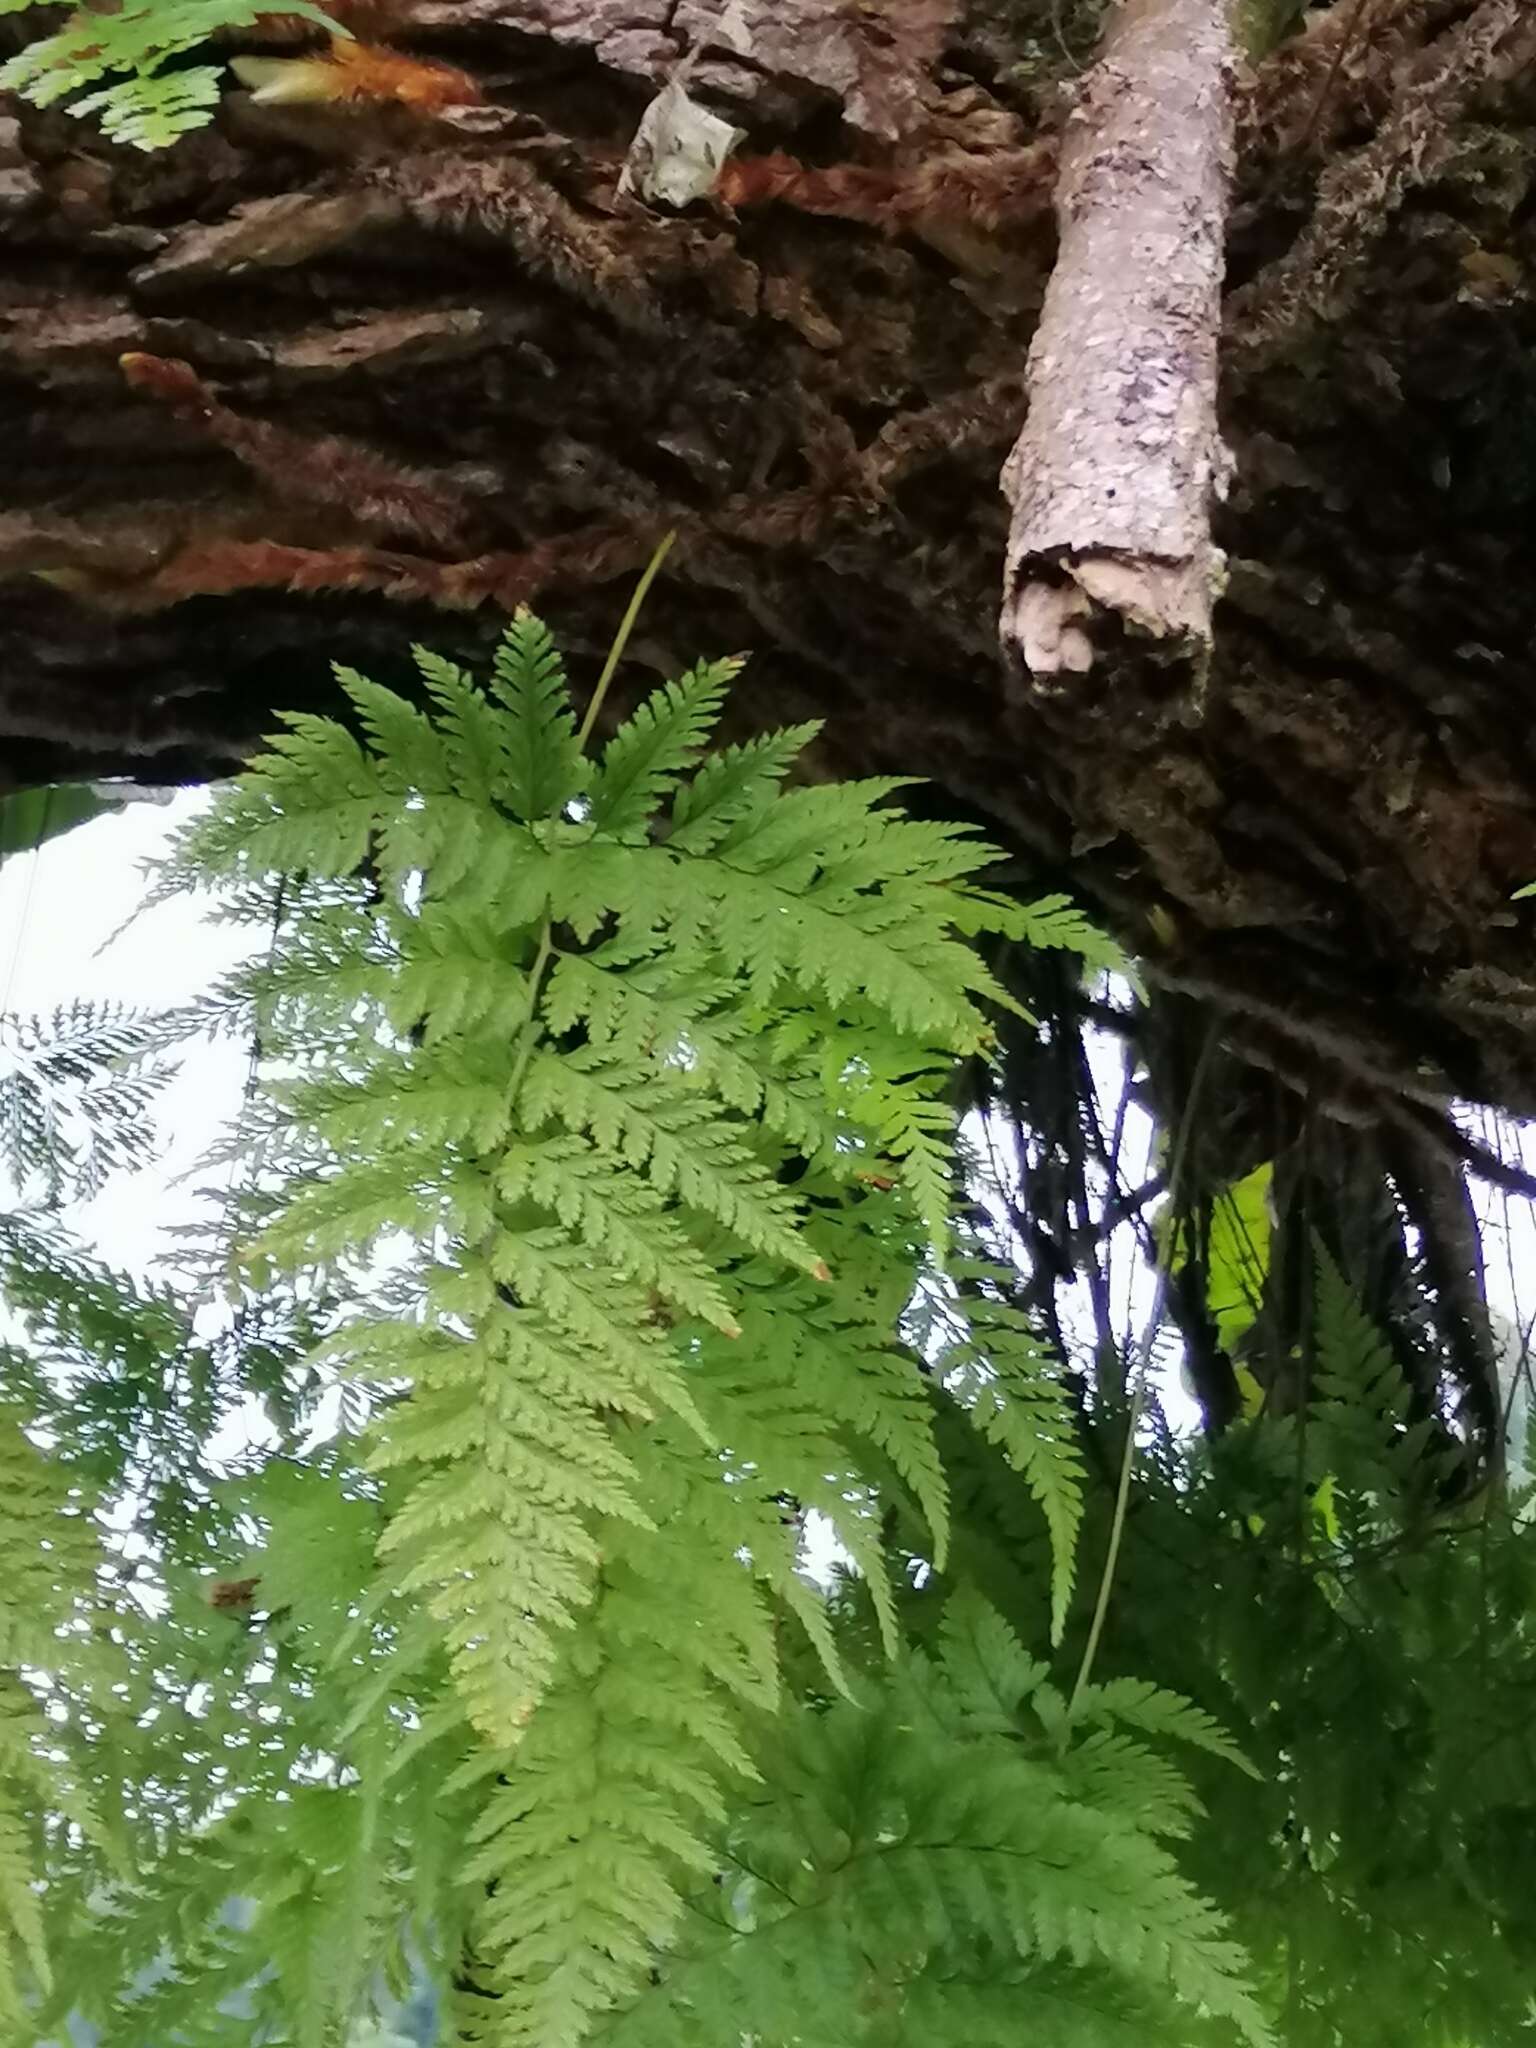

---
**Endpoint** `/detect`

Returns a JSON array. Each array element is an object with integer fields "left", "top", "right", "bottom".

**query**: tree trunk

[{"left": 3, "top": 0, "right": 1536, "bottom": 1271}]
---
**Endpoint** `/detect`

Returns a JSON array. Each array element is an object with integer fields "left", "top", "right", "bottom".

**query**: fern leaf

[
  {"left": 413, "top": 646, "right": 513, "bottom": 812},
  {"left": 935, "top": 1589, "right": 1051, "bottom": 1735},
  {"left": 586, "top": 660, "right": 742, "bottom": 842},
  {"left": 337, "top": 668, "right": 453, "bottom": 798},
  {"left": 603, "top": 1661, "right": 1270, "bottom": 2048},
  {"left": 0, "top": 1780, "right": 47, "bottom": 2003},
  {"left": 372, "top": 1318, "right": 646, "bottom": 1742},
  {"left": 516, "top": 1048, "right": 818, "bottom": 1276},
  {"left": 1070, "top": 1677, "right": 1260, "bottom": 1781},
  {"left": 667, "top": 723, "right": 822, "bottom": 855},
  {"left": 488, "top": 612, "right": 587, "bottom": 820},
  {"left": 1313, "top": 1244, "right": 1404, "bottom": 1420},
  {"left": 465, "top": 1499, "right": 771, "bottom": 2047},
  {"left": 944, "top": 1303, "right": 1085, "bottom": 1645},
  {"left": 980, "top": 890, "right": 1133, "bottom": 982},
  {"left": 139, "top": 611, "right": 1086, "bottom": 2047},
  {"left": 494, "top": 1135, "right": 740, "bottom": 1333}
]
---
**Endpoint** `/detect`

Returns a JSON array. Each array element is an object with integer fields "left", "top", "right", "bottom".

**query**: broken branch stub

[{"left": 999, "top": 0, "right": 1235, "bottom": 695}]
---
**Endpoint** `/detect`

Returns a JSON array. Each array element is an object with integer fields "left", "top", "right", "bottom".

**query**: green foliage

[
  {"left": 929, "top": 1270, "right": 1086, "bottom": 1643},
  {"left": 0, "top": 1406, "right": 115, "bottom": 2028},
  {"left": 0, "top": 0, "right": 333, "bottom": 150},
  {"left": 995, "top": 891, "right": 1136, "bottom": 988},
  {"left": 600, "top": 1595, "right": 1267, "bottom": 2048},
  {"left": 0, "top": 786, "right": 123, "bottom": 866},
  {"left": 1310, "top": 1243, "right": 1446, "bottom": 1525},
  {"left": 0, "top": 999, "right": 175, "bottom": 1206},
  {"left": 1231, "top": 0, "right": 1308, "bottom": 59},
  {"left": 1205, "top": 1163, "right": 1272, "bottom": 1355},
  {"left": 11, "top": 604, "right": 1530, "bottom": 2048},
  {"left": 53, "top": 606, "right": 1150, "bottom": 2048}
]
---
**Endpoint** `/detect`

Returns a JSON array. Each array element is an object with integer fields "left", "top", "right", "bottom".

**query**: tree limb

[{"left": 999, "top": 0, "right": 1234, "bottom": 692}]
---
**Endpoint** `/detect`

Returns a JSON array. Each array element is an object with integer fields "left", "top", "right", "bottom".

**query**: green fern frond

[
  {"left": 587, "top": 660, "right": 743, "bottom": 841},
  {"left": 602, "top": 1624, "right": 1269, "bottom": 2048},
  {"left": 1313, "top": 1246, "right": 1405, "bottom": 1423},
  {"left": 495, "top": 1135, "right": 740, "bottom": 1332},
  {"left": 976, "top": 890, "right": 1133, "bottom": 982},
  {"left": 70, "top": 65, "right": 224, "bottom": 148},
  {"left": 144, "top": 606, "right": 1123, "bottom": 2044},
  {"left": 941, "top": 1295, "right": 1085, "bottom": 1644},
  {"left": 933, "top": 1589, "right": 1051, "bottom": 1734},
  {"left": 1070, "top": 1676, "right": 1260, "bottom": 1780},
  {"left": 464, "top": 1488, "right": 775, "bottom": 2047},
  {"left": 0, "top": 1405, "right": 104, "bottom": 1665},
  {"left": 515, "top": 1047, "right": 818, "bottom": 1274},
  {"left": 178, "top": 712, "right": 379, "bottom": 883},
  {"left": 0, "top": 998, "right": 177, "bottom": 1205},
  {"left": 0, "top": 1777, "right": 48, "bottom": 2015},
  {"left": 0, "top": 1412, "right": 120, "bottom": 2017},
  {"left": 1311, "top": 1244, "right": 1438, "bottom": 1516},
  {"left": 666, "top": 723, "right": 823, "bottom": 855},
  {"left": 338, "top": 669, "right": 456, "bottom": 798},
  {"left": 1055, "top": 1724, "right": 1207, "bottom": 1841},
  {"left": 489, "top": 611, "right": 588, "bottom": 819}
]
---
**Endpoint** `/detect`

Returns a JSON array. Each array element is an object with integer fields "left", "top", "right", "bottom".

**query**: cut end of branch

[{"left": 1002, "top": 551, "right": 1221, "bottom": 684}]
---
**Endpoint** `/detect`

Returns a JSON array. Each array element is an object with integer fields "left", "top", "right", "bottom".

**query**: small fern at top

[{"left": 0, "top": 0, "right": 335, "bottom": 149}]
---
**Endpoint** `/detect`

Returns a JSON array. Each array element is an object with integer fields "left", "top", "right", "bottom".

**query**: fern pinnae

[
  {"left": 489, "top": 610, "right": 589, "bottom": 817},
  {"left": 1070, "top": 1677, "right": 1259, "bottom": 1780},
  {"left": 413, "top": 646, "right": 509, "bottom": 811},
  {"left": 665, "top": 721, "right": 823, "bottom": 854},
  {"left": 515, "top": 1046, "right": 818, "bottom": 1276},
  {"left": 495, "top": 1135, "right": 740, "bottom": 1332},
  {"left": 337, "top": 667, "right": 454, "bottom": 799},
  {"left": 586, "top": 658, "right": 744, "bottom": 841},
  {"left": 0, "top": 0, "right": 333, "bottom": 148},
  {"left": 938, "top": 1292, "right": 1086, "bottom": 1646},
  {"left": 151, "top": 591, "right": 1134, "bottom": 2044}
]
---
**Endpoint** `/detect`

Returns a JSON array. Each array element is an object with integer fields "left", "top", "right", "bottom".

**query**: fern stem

[
  {"left": 506, "top": 921, "right": 556, "bottom": 1111},
  {"left": 1067, "top": 1022, "right": 1217, "bottom": 1719},
  {"left": 575, "top": 533, "right": 676, "bottom": 748}
]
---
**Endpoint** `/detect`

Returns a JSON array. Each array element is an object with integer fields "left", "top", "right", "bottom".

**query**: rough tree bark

[{"left": 2, "top": 0, "right": 1536, "bottom": 1434}]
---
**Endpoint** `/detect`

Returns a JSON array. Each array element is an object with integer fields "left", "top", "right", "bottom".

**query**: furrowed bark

[
  {"left": 3, "top": 0, "right": 1536, "bottom": 1300},
  {"left": 999, "top": 0, "right": 1234, "bottom": 695}
]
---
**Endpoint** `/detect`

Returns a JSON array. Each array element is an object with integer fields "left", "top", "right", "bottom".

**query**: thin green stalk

[
  {"left": 506, "top": 921, "right": 555, "bottom": 1110},
  {"left": 1067, "top": 1021, "right": 1218, "bottom": 1718},
  {"left": 508, "top": 538, "right": 672, "bottom": 1110},
  {"left": 576, "top": 534, "right": 676, "bottom": 748}
]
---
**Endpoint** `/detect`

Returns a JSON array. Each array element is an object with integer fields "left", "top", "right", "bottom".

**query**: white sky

[{"left": 0, "top": 794, "right": 255, "bottom": 1272}]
